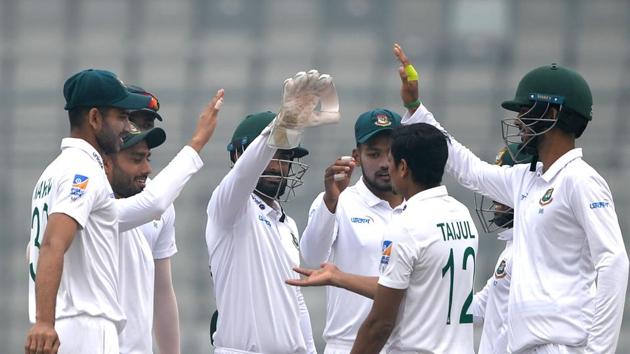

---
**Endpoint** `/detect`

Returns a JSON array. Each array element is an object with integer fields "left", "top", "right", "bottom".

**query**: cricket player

[
  {"left": 25, "top": 69, "right": 151, "bottom": 354},
  {"left": 111, "top": 88, "right": 223, "bottom": 354},
  {"left": 471, "top": 144, "right": 532, "bottom": 354},
  {"left": 288, "top": 122, "right": 478, "bottom": 354},
  {"left": 205, "top": 70, "right": 338, "bottom": 354},
  {"left": 300, "top": 108, "right": 403, "bottom": 353},
  {"left": 394, "top": 43, "right": 629, "bottom": 353}
]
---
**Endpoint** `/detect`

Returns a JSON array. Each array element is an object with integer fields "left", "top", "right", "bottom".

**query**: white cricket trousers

[
  {"left": 518, "top": 344, "right": 585, "bottom": 354},
  {"left": 56, "top": 315, "right": 119, "bottom": 354}
]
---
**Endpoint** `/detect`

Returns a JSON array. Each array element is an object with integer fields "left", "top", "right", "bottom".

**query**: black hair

[
  {"left": 556, "top": 107, "right": 589, "bottom": 138},
  {"left": 68, "top": 106, "right": 112, "bottom": 129},
  {"left": 391, "top": 123, "right": 448, "bottom": 188}
]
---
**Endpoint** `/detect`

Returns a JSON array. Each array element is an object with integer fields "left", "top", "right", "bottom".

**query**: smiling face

[{"left": 109, "top": 140, "right": 152, "bottom": 198}]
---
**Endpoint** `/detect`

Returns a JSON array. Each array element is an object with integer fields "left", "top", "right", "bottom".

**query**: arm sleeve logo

[{"left": 70, "top": 174, "right": 89, "bottom": 200}]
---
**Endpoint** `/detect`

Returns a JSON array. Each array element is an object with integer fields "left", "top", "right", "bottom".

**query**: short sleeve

[
  {"left": 378, "top": 225, "right": 417, "bottom": 290},
  {"left": 50, "top": 170, "right": 101, "bottom": 228},
  {"left": 151, "top": 205, "right": 177, "bottom": 260}
]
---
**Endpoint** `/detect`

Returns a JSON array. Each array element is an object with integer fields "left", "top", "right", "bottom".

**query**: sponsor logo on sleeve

[
  {"left": 351, "top": 216, "right": 374, "bottom": 224},
  {"left": 379, "top": 240, "right": 393, "bottom": 273},
  {"left": 589, "top": 201, "right": 610, "bottom": 209},
  {"left": 70, "top": 174, "right": 89, "bottom": 200}
]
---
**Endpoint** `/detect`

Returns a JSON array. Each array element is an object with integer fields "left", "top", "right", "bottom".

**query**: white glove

[{"left": 268, "top": 69, "right": 340, "bottom": 149}]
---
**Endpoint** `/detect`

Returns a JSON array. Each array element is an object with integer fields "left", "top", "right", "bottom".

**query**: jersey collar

[
  {"left": 60, "top": 137, "right": 104, "bottom": 169},
  {"left": 356, "top": 176, "right": 391, "bottom": 208},
  {"left": 540, "top": 148, "right": 582, "bottom": 182},
  {"left": 404, "top": 185, "right": 448, "bottom": 208}
]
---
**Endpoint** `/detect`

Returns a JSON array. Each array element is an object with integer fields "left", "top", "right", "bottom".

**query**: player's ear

[
  {"left": 352, "top": 147, "right": 361, "bottom": 166},
  {"left": 87, "top": 107, "right": 103, "bottom": 131}
]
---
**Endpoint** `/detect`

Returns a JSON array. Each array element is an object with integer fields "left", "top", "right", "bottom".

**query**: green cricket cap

[
  {"left": 127, "top": 85, "right": 163, "bottom": 121},
  {"left": 121, "top": 122, "right": 166, "bottom": 150},
  {"left": 354, "top": 108, "right": 402, "bottom": 144},
  {"left": 227, "top": 111, "right": 308, "bottom": 158},
  {"left": 63, "top": 69, "right": 152, "bottom": 111}
]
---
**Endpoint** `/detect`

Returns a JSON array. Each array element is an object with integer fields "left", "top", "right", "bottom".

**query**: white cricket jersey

[
  {"left": 300, "top": 178, "right": 394, "bottom": 351},
  {"left": 28, "top": 138, "right": 125, "bottom": 330},
  {"left": 117, "top": 146, "right": 202, "bottom": 354},
  {"left": 379, "top": 186, "right": 477, "bottom": 354},
  {"left": 404, "top": 104, "right": 629, "bottom": 354},
  {"left": 471, "top": 229, "right": 513, "bottom": 354},
  {"left": 205, "top": 126, "right": 315, "bottom": 354}
]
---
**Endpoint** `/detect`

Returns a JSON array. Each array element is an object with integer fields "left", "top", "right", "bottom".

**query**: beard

[
  {"left": 362, "top": 166, "right": 393, "bottom": 193},
  {"left": 111, "top": 168, "right": 144, "bottom": 198},
  {"left": 255, "top": 174, "right": 288, "bottom": 199},
  {"left": 96, "top": 120, "right": 121, "bottom": 154}
]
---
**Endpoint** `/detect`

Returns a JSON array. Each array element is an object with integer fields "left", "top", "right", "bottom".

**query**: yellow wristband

[{"left": 404, "top": 64, "right": 419, "bottom": 81}]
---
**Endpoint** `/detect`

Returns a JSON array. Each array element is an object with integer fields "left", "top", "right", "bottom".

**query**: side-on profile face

[
  {"left": 354, "top": 132, "right": 393, "bottom": 193},
  {"left": 130, "top": 111, "right": 157, "bottom": 131},
  {"left": 96, "top": 107, "right": 131, "bottom": 154},
  {"left": 109, "top": 140, "right": 152, "bottom": 198},
  {"left": 502, "top": 103, "right": 558, "bottom": 161}
]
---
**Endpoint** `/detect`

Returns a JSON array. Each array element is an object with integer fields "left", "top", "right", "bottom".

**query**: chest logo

[
  {"left": 495, "top": 259, "right": 507, "bottom": 279},
  {"left": 351, "top": 216, "right": 374, "bottom": 224},
  {"left": 539, "top": 187, "right": 554, "bottom": 206},
  {"left": 258, "top": 214, "right": 271, "bottom": 227}
]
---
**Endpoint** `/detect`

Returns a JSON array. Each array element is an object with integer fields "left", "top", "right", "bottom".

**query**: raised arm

[
  {"left": 300, "top": 156, "right": 355, "bottom": 267},
  {"left": 118, "top": 90, "right": 223, "bottom": 231},
  {"left": 394, "top": 43, "right": 518, "bottom": 207}
]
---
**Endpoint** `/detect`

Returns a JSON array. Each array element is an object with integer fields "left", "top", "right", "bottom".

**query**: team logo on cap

[
  {"left": 379, "top": 240, "right": 393, "bottom": 273},
  {"left": 495, "top": 259, "right": 507, "bottom": 279},
  {"left": 70, "top": 174, "right": 89, "bottom": 200},
  {"left": 539, "top": 188, "right": 554, "bottom": 206},
  {"left": 374, "top": 114, "right": 391, "bottom": 127}
]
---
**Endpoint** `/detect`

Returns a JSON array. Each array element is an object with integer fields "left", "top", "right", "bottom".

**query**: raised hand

[
  {"left": 323, "top": 156, "right": 356, "bottom": 212},
  {"left": 393, "top": 43, "right": 420, "bottom": 111},
  {"left": 269, "top": 70, "right": 340, "bottom": 149},
  {"left": 285, "top": 263, "right": 341, "bottom": 288},
  {"left": 188, "top": 89, "right": 225, "bottom": 152}
]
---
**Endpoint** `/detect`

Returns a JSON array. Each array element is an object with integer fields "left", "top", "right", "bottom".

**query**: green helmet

[
  {"left": 475, "top": 144, "right": 533, "bottom": 233},
  {"left": 501, "top": 63, "right": 592, "bottom": 121},
  {"left": 227, "top": 111, "right": 308, "bottom": 158}
]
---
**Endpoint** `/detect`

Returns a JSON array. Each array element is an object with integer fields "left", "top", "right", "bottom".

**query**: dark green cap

[
  {"left": 63, "top": 69, "right": 152, "bottom": 111},
  {"left": 121, "top": 122, "right": 166, "bottom": 150},
  {"left": 354, "top": 109, "right": 402, "bottom": 144},
  {"left": 127, "top": 85, "right": 163, "bottom": 121},
  {"left": 227, "top": 111, "right": 308, "bottom": 158},
  {"left": 495, "top": 143, "right": 533, "bottom": 167},
  {"left": 501, "top": 63, "right": 593, "bottom": 121}
]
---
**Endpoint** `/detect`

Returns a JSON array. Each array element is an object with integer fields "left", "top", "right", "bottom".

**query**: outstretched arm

[
  {"left": 118, "top": 90, "right": 224, "bottom": 231},
  {"left": 286, "top": 263, "right": 379, "bottom": 299}
]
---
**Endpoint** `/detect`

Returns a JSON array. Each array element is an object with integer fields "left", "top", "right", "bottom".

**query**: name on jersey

[
  {"left": 70, "top": 174, "right": 89, "bottom": 200},
  {"left": 258, "top": 214, "right": 271, "bottom": 227},
  {"left": 33, "top": 178, "right": 52, "bottom": 200},
  {"left": 436, "top": 221, "right": 476, "bottom": 241},
  {"left": 351, "top": 216, "right": 374, "bottom": 224}
]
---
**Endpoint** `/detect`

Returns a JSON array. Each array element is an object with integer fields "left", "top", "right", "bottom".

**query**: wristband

[
  {"left": 404, "top": 99, "right": 421, "bottom": 110},
  {"left": 404, "top": 64, "right": 419, "bottom": 81}
]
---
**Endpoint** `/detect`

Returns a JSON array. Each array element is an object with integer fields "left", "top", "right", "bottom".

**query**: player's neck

[
  {"left": 254, "top": 191, "right": 277, "bottom": 208},
  {"left": 537, "top": 129, "right": 575, "bottom": 173},
  {"left": 363, "top": 179, "right": 403, "bottom": 208},
  {"left": 70, "top": 128, "right": 105, "bottom": 157}
]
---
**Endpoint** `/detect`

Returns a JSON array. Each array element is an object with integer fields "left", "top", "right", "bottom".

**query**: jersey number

[
  {"left": 29, "top": 203, "right": 49, "bottom": 281},
  {"left": 441, "top": 246, "right": 475, "bottom": 325}
]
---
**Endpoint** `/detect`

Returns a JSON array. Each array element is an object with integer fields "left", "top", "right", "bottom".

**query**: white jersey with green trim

[
  {"left": 378, "top": 185, "right": 477, "bottom": 353},
  {"left": 471, "top": 229, "right": 513, "bottom": 354},
  {"left": 205, "top": 127, "right": 315, "bottom": 354},
  {"left": 300, "top": 178, "right": 394, "bottom": 352},
  {"left": 404, "top": 104, "right": 629, "bottom": 354},
  {"left": 28, "top": 138, "right": 125, "bottom": 330}
]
